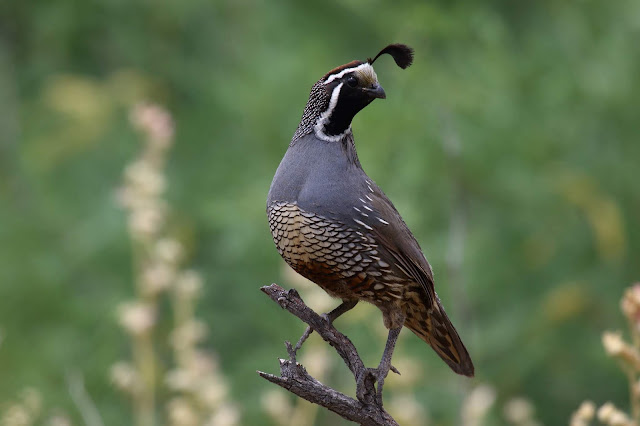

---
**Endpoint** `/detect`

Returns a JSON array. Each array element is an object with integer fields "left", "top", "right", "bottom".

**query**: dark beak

[{"left": 363, "top": 83, "right": 386, "bottom": 99}]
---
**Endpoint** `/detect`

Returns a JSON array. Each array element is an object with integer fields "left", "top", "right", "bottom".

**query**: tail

[{"left": 404, "top": 295, "right": 474, "bottom": 377}]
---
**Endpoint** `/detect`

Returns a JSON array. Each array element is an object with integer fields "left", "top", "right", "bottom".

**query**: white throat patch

[{"left": 314, "top": 82, "right": 350, "bottom": 142}]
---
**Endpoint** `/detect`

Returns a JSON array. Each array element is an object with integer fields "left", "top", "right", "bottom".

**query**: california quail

[{"left": 267, "top": 44, "right": 474, "bottom": 400}]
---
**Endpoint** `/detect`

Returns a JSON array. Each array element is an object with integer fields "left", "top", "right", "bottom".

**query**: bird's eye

[{"left": 346, "top": 75, "right": 358, "bottom": 88}]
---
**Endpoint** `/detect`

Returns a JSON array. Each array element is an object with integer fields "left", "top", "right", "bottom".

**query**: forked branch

[{"left": 257, "top": 283, "right": 398, "bottom": 426}]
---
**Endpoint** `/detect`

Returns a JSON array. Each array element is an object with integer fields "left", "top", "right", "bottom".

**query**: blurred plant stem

[
  {"left": 133, "top": 330, "right": 156, "bottom": 426},
  {"left": 113, "top": 103, "right": 238, "bottom": 426},
  {"left": 115, "top": 103, "right": 174, "bottom": 426}
]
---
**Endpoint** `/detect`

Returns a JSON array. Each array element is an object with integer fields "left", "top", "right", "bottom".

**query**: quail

[{"left": 267, "top": 44, "right": 474, "bottom": 401}]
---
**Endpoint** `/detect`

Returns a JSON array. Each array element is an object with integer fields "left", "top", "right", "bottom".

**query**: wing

[
  {"left": 359, "top": 177, "right": 435, "bottom": 297},
  {"left": 358, "top": 177, "right": 475, "bottom": 376}
]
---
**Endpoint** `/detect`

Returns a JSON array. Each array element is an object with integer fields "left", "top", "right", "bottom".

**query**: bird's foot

[
  {"left": 356, "top": 367, "right": 379, "bottom": 404},
  {"left": 320, "top": 312, "right": 333, "bottom": 324},
  {"left": 356, "top": 364, "right": 400, "bottom": 406}
]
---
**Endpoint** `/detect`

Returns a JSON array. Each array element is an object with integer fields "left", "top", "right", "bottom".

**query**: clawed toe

[
  {"left": 356, "top": 367, "right": 389, "bottom": 406},
  {"left": 320, "top": 313, "right": 332, "bottom": 324},
  {"left": 356, "top": 367, "right": 377, "bottom": 403}
]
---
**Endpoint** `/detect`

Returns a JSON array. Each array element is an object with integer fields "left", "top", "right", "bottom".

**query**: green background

[{"left": 1, "top": 0, "right": 639, "bottom": 424}]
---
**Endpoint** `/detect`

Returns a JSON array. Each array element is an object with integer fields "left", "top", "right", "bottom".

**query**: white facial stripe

[
  {"left": 314, "top": 82, "right": 348, "bottom": 142},
  {"left": 324, "top": 63, "right": 372, "bottom": 85}
]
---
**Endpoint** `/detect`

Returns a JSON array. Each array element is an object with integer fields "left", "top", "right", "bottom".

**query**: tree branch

[{"left": 258, "top": 283, "right": 398, "bottom": 426}]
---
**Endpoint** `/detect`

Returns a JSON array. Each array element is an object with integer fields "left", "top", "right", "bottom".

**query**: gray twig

[{"left": 258, "top": 284, "right": 398, "bottom": 426}]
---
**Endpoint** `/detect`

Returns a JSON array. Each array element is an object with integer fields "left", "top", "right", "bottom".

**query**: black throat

[
  {"left": 320, "top": 83, "right": 373, "bottom": 138},
  {"left": 292, "top": 81, "right": 373, "bottom": 143},
  {"left": 322, "top": 91, "right": 373, "bottom": 137}
]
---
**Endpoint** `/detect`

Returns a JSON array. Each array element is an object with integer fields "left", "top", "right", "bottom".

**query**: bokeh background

[{"left": 1, "top": 0, "right": 639, "bottom": 424}]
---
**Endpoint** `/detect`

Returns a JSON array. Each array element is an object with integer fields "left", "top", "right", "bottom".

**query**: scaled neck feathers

[
  {"left": 290, "top": 81, "right": 361, "bottom": 166},
  {"left": 292, "top": 81, "right": 353, "bottom": 143}
]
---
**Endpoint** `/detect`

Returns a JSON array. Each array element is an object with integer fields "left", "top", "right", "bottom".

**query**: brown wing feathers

[
  {"left": 388, "top": 245, "right": 474, "bottom": 376},
  {"left": 369, "top": 192, "right": 474, "bottom": 377}
]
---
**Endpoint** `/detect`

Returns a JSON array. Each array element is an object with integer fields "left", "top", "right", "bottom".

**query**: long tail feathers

[{"left": 404, "top": 297, "right": 474, "bottom": 377}]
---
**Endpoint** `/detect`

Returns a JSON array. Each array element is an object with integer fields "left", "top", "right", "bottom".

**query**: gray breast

[{"left": 268, "top": 134, "right": 375, "bottom": 229}]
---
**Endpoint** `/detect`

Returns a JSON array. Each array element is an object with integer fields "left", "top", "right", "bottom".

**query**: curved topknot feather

[{"left": 368, "top": 43, "right": 414, "bottom": 69}]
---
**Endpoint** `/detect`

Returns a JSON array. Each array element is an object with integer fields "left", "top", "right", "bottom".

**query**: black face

[{"left": 321, "top": 72, "right": 386, "bottom": 138}]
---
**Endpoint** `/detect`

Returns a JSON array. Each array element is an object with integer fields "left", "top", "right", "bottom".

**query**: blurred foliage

[{"left": 1, "top": 0, "right": 639, "bottom": 424}]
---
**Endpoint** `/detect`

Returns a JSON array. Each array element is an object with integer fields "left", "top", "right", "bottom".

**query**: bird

[{"left": 266, "top": 43, "right": 474, "bottom": 402}]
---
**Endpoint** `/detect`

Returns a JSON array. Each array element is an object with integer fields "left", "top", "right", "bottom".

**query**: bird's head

[{"left": 301, "top": 44, "right": 414, "bottom": 142}]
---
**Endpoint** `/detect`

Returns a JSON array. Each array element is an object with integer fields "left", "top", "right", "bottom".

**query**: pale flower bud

[
  {"left": 155, "top": 238, "right": 183, "bottom": 264},
  {"left": 461, "top": 384, "right": 496, "bottom": 426},
  {"left": 142, "top": 262, "right": 175, "bottom": 295},
  {"left": 110, "top": 362, "right": 140, "bottom": 394},
  {"left": 170, "top": 320, "right": 208, "bottom": 350},
  {"left": 503, "top": 397, "right": 535, "bottom": 423},
  {"left": 621, "top": 284, "right": 640, "bottom": 331},
  {"left": 118, "top": 302, "right": 156, "bottom": 335},
  {"left": 129, "top": 207, "right": 164, "bottom": 238},
  {"left": 597, "top": 402, "right": 632, "bottom": 425},
  {"left": 388, "top": 394, "right": 426, "bottom": 426},
  {"left": 570, "top": 400, "right": 596, "bottom": 426},
  {"left": 125, "top": 161, "right": 165, "bottom": 196},
  {"left": 603, "top": 331, "right": 625, "bottom": 356},
  {"left": 165, "top": 368, "right": 195, "bottom": 392},
  {"left": 204, "top": 405, "right": 239, "bottom": 426},
  {"left": 602, "top": 331, "right": 640, "bottom": 370},
  {"left": 167, "top": 397, "right": 199, "bottom": 426},
  {"left": 197, "top": 381, "right": 228, "bottom": 409},
  {"left": 300, "top": 347, "right": 331, "bottom": 378},
  {"left": 190, "top": 351, "right": 217, "bottom": 376},
  {"left": 130, "top": 103, "right": 174, "bottom": 149},
  {"left": 2, "top": 404, "right": 31, "bottom": 426},
  {"left": 175, "top": 270, "right": 203, "bottom": 299}
]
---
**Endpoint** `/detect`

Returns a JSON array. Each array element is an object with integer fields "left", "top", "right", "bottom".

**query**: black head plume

[{"left": 368, "top": 43, "right": 414, "bottom": 69}]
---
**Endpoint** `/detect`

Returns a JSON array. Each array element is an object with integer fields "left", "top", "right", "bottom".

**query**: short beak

[{"left": 363, "top": 83, "right": 386, "bottom": 99}]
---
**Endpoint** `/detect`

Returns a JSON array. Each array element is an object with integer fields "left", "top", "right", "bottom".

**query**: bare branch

[{"left": 258, "top": 283, "right": 398, "bottom": 426}]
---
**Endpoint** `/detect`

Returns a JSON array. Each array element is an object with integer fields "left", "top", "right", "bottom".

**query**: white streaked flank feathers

[{"left": 353, "top": 218, "right": 373, "bottom": 231}]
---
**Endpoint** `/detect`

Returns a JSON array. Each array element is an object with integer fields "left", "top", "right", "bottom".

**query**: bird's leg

[
  {"left": 324, "top": 299, "right": 358, "bottom": 323},
  {"left": 357, "top": 321, "right": 404, "bottom": 406},
  {"left": 373, "top": 325, "right": 402, "bottom": 405},
  {"left": 293, "top": 299, "right": 358, "bottom": 353}
]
